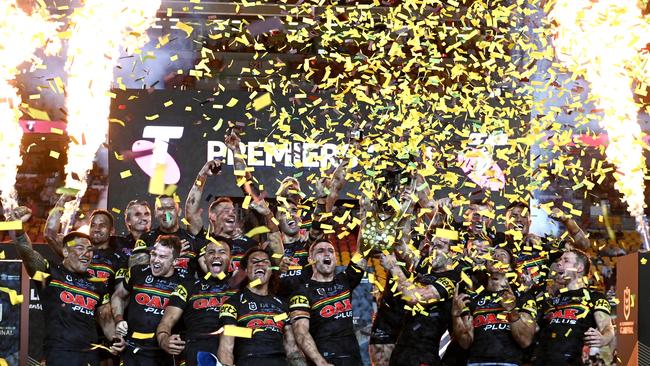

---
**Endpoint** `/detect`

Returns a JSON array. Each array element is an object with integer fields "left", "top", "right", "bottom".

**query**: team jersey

[
  {"left": 219, "top": 288, "right": 289, "bottom": 361},
  {"left": 534, "top": 288, "right": 611, "bottom": 365},
  {"left": 112, "top": 234, "right": 137, "bottom": 263},
  {"left": 467, "top": 290, "right": 537, "bottom": 365},
  {"left": 135, "top": 227, "right": 202, "bottom": 278},
  {"left": 122, "top": 264, "right": 185, "bottom": 350},
  {"left": 278, "top": 238, "right": 311, "bottom": 299},
  {"left": 289, "top": 262, "right": 364, "bottom": 360},
  {"left": 505, "top": 235, "right": 564, "bottom": 286},
  {"left": 87, "top": 246, "right": 124, "bottom": 293},
  {"left": 39, "top": 261, "right": 110, "bottom": 353},
  {"left": 197, "top": 230, "right": 258, "bottom": 272},
  {"left": 391, "top": 267, "right": 460, "bottom": 366},
  {"left": 168, "top": 275, "right": 236, "bottom": 341},
  {"left": 370, "top": 271, "right": 407, "bottom": 344}
]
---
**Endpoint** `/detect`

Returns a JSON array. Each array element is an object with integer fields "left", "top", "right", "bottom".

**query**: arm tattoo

[{"left": 15, "top": 233, "right": 48, "bottom": 276}]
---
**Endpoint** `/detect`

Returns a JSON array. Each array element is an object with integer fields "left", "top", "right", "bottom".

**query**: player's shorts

[
  {"left": 45, "top": 349, "right": 100, "bottom": 366},
  {"left": 390, "top": 345, "right": 440, "bottom": 366},
  {"left": 184, "top": 338, "right": 220, "bottom": 366}
]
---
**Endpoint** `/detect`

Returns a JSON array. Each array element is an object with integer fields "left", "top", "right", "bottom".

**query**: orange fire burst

[
  {"left": 0, "top": 2, "right": 59, "bottom": 215},
  {"left": 551, "top": 0, "right": 650, "bottom": 218},
  {"left": 61, "top": 0, "right": 161, "bottom": 229}
]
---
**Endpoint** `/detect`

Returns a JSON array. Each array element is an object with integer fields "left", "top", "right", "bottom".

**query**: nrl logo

[{"left": 624, "top": 286, "right": 631, "bottom": 321}]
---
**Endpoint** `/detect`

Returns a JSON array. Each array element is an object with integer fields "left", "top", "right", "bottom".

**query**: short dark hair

[
  {"left": 90, "top": 209, "right": 114, "bottom": 229},
  {"left": 506, "top": 201, "right": 529, "bottom": 212},
  {"left": 209, "top": 197, "right": 233, "bottom": 214},
  {"left": 469, "top": 190, "right": 491, "bottom": 206},
  {"left": 62, "top": 231, "right": 91, "bottom": 246},
  {"left": 154, "top": 235, "right": 182, "bottom": 258},
  {"left": 569, "top": 248, "right": 591, "bottom": 276},
  {"left": 240, "top": 247, "right": 271, "bottom": 271},
  {"left": 309, "top": 240, "right": 335, "bottom": 255}
]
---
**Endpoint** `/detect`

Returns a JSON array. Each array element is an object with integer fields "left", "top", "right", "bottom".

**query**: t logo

[{"left": 132, "top": 126, "right": 184, "bottom": 184}]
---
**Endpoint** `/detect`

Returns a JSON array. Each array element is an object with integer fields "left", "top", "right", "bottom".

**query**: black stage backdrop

[{"left": 108, "top": 89, "right": 529, "bottom": 233}]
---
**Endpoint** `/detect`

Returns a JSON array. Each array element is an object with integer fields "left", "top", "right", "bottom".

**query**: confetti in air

[
  {"left": 60, "top": 0, "right": 161, "bottom": 231},
  {"left": 0, "top": 2, "right": 59, "bottom": 216},
  {"left": 551, "top": 0, "right": 650, "bottom": 218}
]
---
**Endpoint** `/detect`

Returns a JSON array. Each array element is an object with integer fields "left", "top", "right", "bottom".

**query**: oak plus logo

[{"left": 132, "top": 126, "right": 184, "bottom": 184}]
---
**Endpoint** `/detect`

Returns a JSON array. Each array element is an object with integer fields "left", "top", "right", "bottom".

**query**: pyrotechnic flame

[
  {"left": 0, "top": 2, "right": 59, "bottom": 216},
  {"left": 550, "top": 0, "right": 650, "bottom": 218},
  {"left": 60, "top": 0, "right": 161, "bottom": 231}
]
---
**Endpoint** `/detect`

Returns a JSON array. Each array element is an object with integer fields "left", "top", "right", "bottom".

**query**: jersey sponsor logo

[
  {"left": 289, "top": 295, "right": 309, "bottom": 309},
  {"left": 220, "top": 303, "right": 237, "bottom": 318},
  {"left": 133, "top": 285, "right": 172, "bottom": 315},
  {"left": 172, "top": 285, "right": 188, "bottom": 302},
  {"left": 87, "top": 264, "right": 113, "bottom": 279},
  {"left": 175, "top": 257, "right": 190, "bottom": 270},
  {"left": 473, "top": 313, "right": 510, "bottom": 330},
  {"left": 239, "top": 312, "right": 285, "bottom": 332},
  {"left": 595, "top": 298, "right": 611, "bottom": 314},
  {"left": 192, "top": 295, "right": 229, "bottom": 310},
  {"left": 51, "top": 280, "right": 101, "bottom": 316},
  {"left": 318, "top": 298, "right": 352, "bottom": 319},
  {"left": 545, "top": 307, "right": 581, "bottom": 325},
  {"left": 435, "top": 277, "right": 455, "bottom": 298}
]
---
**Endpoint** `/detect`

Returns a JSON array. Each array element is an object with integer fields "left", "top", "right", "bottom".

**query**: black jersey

[
  {"left": 112, "top": 234, "right": 137, "bottom": 262},
  {"left": 289, "top": 262, "right": 364, "bottom": 360},
  {"left": 219, "top": 288, "right": 289, "bottom": 362},
  {"left": 168, "top": 276, "right": 236, "bottom": 341},
  {"left": 197, "top": 231, "right": 258, "bottom": 273},
  {"left": 467, "top": 290, "right": 537, "bottom": 365},
  {"left": 534, "top": 289, "right": 611, "bottom": 366},
  {"left": 88, "top": 246, "right": 124, "bottom": 292},
  {"left": 370, "top": 271, "right": 407, "bottom": 345},
  {"left": 122, "top": 264, "right": 185, "bottom": 350},
  {"left": 391, "top": 268, "right": 460, "bottom": 366},
  {"left": 134, "top": 227, "right": 202, "bottom": 278},
  {"left": 278, "top": 238, "right": 311, "bottom": 299},
  {"left": 506, "top": 235, "right": 564, "bottom": 286},
  {"left": 39, "top": 261, "right": 110, "bottom": 353}
]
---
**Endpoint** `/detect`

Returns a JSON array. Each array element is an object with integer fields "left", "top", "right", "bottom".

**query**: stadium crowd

[{"left": 7, "top": 129, "right": 616, "bottom": 366}]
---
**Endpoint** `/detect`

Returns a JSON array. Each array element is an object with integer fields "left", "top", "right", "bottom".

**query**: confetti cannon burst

[
  {"left": 0, "top": 2, "right": 60, "bottom": 217},
  {"left": 60, "top": 0, "right": 161, "bottom": 232},
  {"left": 550, "top": 0, "right": 650, "bottom": 250}
]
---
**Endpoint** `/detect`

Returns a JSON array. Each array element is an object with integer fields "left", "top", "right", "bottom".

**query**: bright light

[
  {"left": 0, "top": 2, "right": 59, "bottom": 216},
  {"left": 551, "top": 0, "right": 650, "bottom": 218},
  {"left": 60, "top": 0, "right": 161, "bottom": 231}
]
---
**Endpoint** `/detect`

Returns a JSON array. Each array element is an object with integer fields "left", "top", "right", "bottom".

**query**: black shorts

[
  {"left": 390, "top": 345, "right": 440, "bottom": 366},
  {"left": 237, "top": 356, "right": 287, "bottom": 366},
  {"left": 45, "top": 349, "right": 100, "bottom": 366},
  {"left": 120, "top": 344, "right": 174, "bottom": 366},
  {"left": 369, "top": 305, "right": 403, "bottom": 345}
]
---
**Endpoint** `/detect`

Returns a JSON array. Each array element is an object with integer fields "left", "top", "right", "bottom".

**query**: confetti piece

[
  {"left": 0, "top": 221, "right": 22, "bottom": 231},
  {"left": 120, "top": 170, "right": 132, "bottom": 179},
  {"left": 49, "top": 150, "right": 60, "bottom": 159},
  {"left": 176, "top": 21, "right": 194, "bottom": 37},
  {"left": 223, "top": 325, "right": 252, "bottom": 338},
  {"left": 435, "top": 228, "right": 459, "bottom": 241},
  {"left": 0, "top": 287, "right": 22, "bottom": 305},
  {"left": 131, "top": 332, "right": 154, "bottom": 339},
  {"left": 226, "top": 98, "right": 238, "bottom": 107},
  {"left": 148, "top": 164, "right": 166, "bottom": 195},
  {"left": 245, "top": 226, "right": 270, "bottom": 237},
  {"left": 248, "top": 278, "right": 262, "bottom": 287},
  {"left": 273, "top": 312, "right": 288, "bottom": 322},
  {"left": 253, "top": 93, "right": 272, "bottom": 111}
]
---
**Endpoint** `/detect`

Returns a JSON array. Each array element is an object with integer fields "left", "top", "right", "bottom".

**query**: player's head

[
  {"left": 505, "top": 201, "right": 530, "bottom": 235},
  {"left": 203, "top": 241, "right": 231, "bottom": 278},
  {"left": 486, "top": 247, "right": 514, "bottom": 274},
  {"left": 155, "top": 195, "right": 180, "bottom": 230},
  {"left": 277, "top": 177, "right": 302, "bottom": 204},
  {"left": 150, "top": 235, "right": 181, "bottom": 277},
  {"left": 62, "top": 232, "right": 93, "bottom": 274},
  {"left": 89, "top": 210, "right": 114, "bottom": 246},
  {"left": 240, "top": 248, "right": 273, "bottom": 287},
  {"left": 208, "top": 197, "right": 239, "bottom": 236},
  {"left": 424, "top": 236, "right": 454, "bottom": 271},
  {"left": 309, "top": 240, "right": 337, "bottom": 276},
  {"left": 125, "top": 199, "right": 151, "bottom": 234},
  {"left": 555, "top": 249, "right": 591, "bottom": 286},
  {"left": 465, "top": 235, "right": 493, "bottom": 266},
  {"left": 276, "top": 201, "right": 301, "bottom": 236},
  {"left": 464, "top": 191, "right": 494, "bottom": 235}
]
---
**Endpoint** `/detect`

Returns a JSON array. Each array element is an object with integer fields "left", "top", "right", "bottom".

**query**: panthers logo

[
  {"left": 172, "top": 285, "right": 188, "bottom": 302},
  {"left": 220, "top": 303, "right": 237, "bottom": 319}
]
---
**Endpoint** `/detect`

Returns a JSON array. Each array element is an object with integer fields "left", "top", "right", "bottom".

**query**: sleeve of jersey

[
  {"left": 132, "top": 238, "right": 149, "bottom": 254},
  {"left": 345, "top": 261, "right": 365, "bottom": 289},
  {"left": 168, "top": 282, "right": 191, "bottom": 308},
  {"left": 432, "top": 276, "right": 456, "bottom": 301},
  {"left": 517, "top": 293, "right": 538, "bottom": 319},
  {"left": 122, "top": 267, "right": 135, "bottom": 292},
  {"left": 219, "top": 298, "right": 239, "bottom": 326},
  {"left": 592, "top": 292, "right": 612, "bottom": 315},
  {"left": 289, "top": 290, "right": 311, "bottom": 313}
]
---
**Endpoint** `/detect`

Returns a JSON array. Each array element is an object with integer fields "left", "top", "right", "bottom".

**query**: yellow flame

[
  {"left": 0, "top": 3, "right": 59, "bottom": 215},
  {"left": 61, "top": 0, "right": 160, "bottom": 229},
  {"left": 550, "top": 0, "right": 650, "bottom": 218}
]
